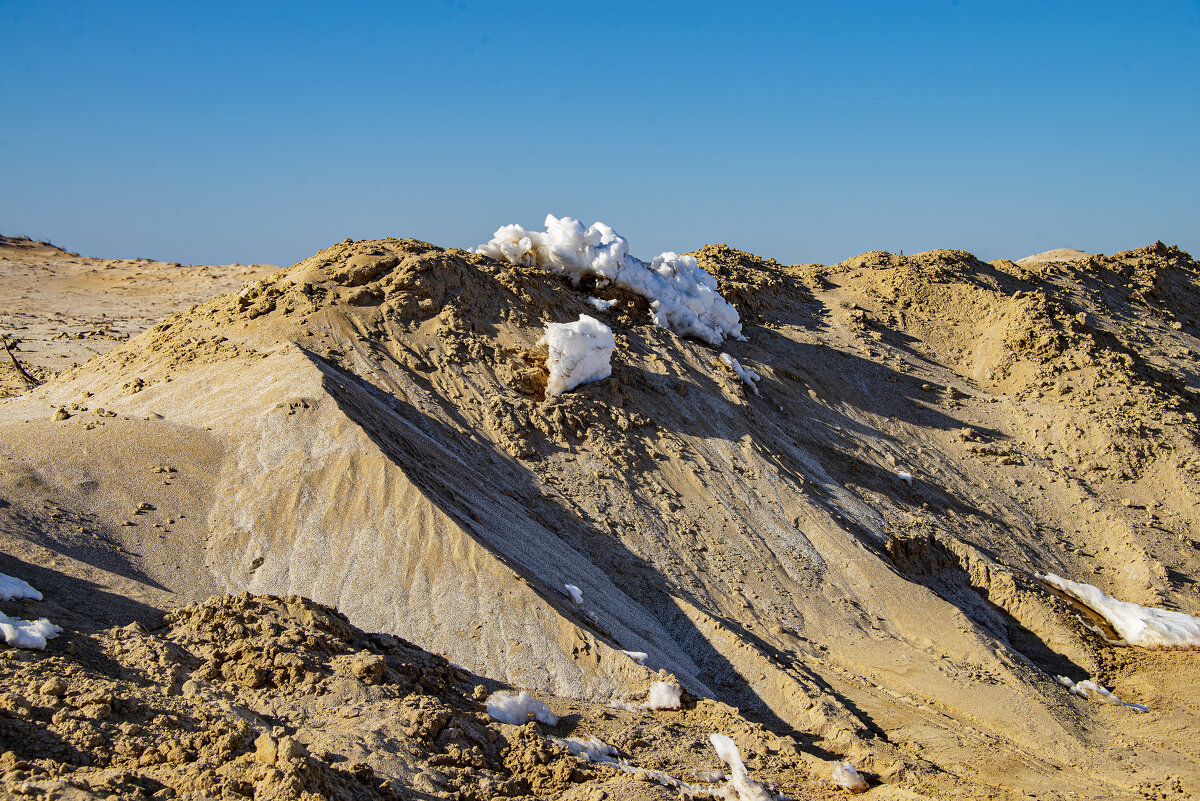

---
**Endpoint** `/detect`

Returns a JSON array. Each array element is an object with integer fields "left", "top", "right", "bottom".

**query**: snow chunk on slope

[
  {"left": 478, "top": 215, "right": 743, "bottom": 345},
  {"left": 1039, "top": 573, "right": 1200, "bottom": 649},
  {"left": 0, "top": 611, "right": 61, "bottom": 650},
  {"left": 0, "top": 573, "right": 42, "bottom": 602},
  {"left": 719, "top": 353, "right": 761, "bottom": 395},
  {"left": 709, "top": 733, "right": 772, "bottom": 801},
  {"left": 644, "top": 680, "right": 683, "bottom": 710},
  {"left": 539, "top": 315, "right": 615, "bottom": 396},
  {"left": 1056, "top": 675, "right": 1149, "bottom": 712},
  {"left": 552, "top": 735, "right": 618, "bottom": 763},
  {"left": 831, "top": 761, "right": 869, "bottom": 793},
  {"left": 486, "top": 690, "right": 559, "bottom": 725}
]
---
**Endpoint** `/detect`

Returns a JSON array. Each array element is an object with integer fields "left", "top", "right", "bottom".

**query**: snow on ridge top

[
  {"left": 477, "top": 215, "right": 743, "bottom": 346},
  {"left": 1039, "top": 573, "right": 1200, "bottom": 649}
]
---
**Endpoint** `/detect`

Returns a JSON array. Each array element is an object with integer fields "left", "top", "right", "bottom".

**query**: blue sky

[{"left": 2, "top": 1, "right": 1197, "bottom": 266}]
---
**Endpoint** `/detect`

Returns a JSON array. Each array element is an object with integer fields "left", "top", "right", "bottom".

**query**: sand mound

[
  {"left": 1, "top": 592, "right": 821, "bottom": 800},
  {"left": 1016, "top": 248, "right": 1093, "bottom": 265},
  {"left": 2, "top": 233, "right": 1199, "bottom": 798}
]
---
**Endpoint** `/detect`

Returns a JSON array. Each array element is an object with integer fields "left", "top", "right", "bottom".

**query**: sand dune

[{"left": 2, "top": 233, "right": 1198, "bottom": 799}]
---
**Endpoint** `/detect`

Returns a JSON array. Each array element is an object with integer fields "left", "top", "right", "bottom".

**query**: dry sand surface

[
  {"left": 1016, "top": 249, "right": 1096, "bottom": 266},
  {"left": 0, "top": 235, "right": 275, "bottom": 395},
  {"left": 1, "top": 233, "right": 1199, "bottom": 800}
]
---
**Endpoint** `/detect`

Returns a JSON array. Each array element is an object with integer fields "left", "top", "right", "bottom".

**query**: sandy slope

[
  {"left": 0, "top": 235, "right": 274, "bottom": 396},
  {"left": 2, "top": 235, "right": 1199, "bottom": 799}
]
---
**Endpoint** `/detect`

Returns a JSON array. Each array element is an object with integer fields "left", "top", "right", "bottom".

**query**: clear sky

[{"left": 2, "top": 1, "right": 1197, "bottom": 267}]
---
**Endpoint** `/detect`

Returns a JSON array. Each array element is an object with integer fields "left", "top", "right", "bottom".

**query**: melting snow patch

[
  {"left": 643, "top": 680, "right": 682, "bottom": 710},
  {"left": 1056, "top": 675, "right": 1149, "bottom": 712},
  {"left": 0, "top": 611, "right": 61, "bottom": 650},
  {"left": 831, "top": 761, "right": 869, "bottom": 793},
  {"left": 485, "top": 690, "right": 558, "bottom": 726},
  {"left": 897, "top": 471, "right": 913, "bottom": 485},
  {"left": 587, "top": 296, "right": 617, "bottom": 312},
  {"left": 611, "top": 680, "right": 684, "bottom": 712},
  {"left": 1038, "top": 573, "right": 1200, "bottom": 649},
  {"left": 0, "top": 573, "right": 43, "bottom": 602},
  {"left": 478, "top": 215, "right": 743, "bottom": 345},
  {"left": 539, "top": 314, "right": 615, "bottom": 396},
  {"left": 620, "top": 650, "right": 649, "bottom": 665},
  {"left": 563, "top": 584, "right": 584, "bottom": 605},
  {"left": 710, "top": 733, "right": 773, "bottom": 801},
  {"left": 719, "top": 353, "right": 761, "bottom": 396},
  {"left": 552, "top": 735, "right": 618, "bottom": 763}
]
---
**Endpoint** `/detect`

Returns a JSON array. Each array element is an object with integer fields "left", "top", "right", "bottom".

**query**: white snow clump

[
  {"left": 477, "top": 215, "right": 743, "bottom": 345},
  {"left": 719, "top": 353, "right": 761, "bottom": 396},
  {"left": 620, "top": 650, "right": 649, "bottom": 665},
  {"left": 539, "top": 314, "right": 615, "bottom": 396},
  {"left": 831, "top": 761, "right": 869, "bottom": 793},
  {"left": 897, "top": 470, "right": 913, "bottom": 485},
  {"left": 0, "top": 572, "right": 43, "bottom": 601},
  {"left": 0, "top": 611, "right": 61, "bottom": 650},
  {"left": 1039, "top": 573, "right": 1200, "bottom": 649},
  {"left": 0, "top": 573, "right": 60, "bottom": 650},
  {"left": 643, "top": 680, "right": 683, "bottom": 710},
  {"left": 587, "top": 296, "right": 617, "bottom": 312},
  {"left": 563, "top": 584, "right": 584, "bottom": 605},
  {"left": 485, "top": 690, "right": 559, "bottom": 725},
  {"left": 552, "top": 735, "right": 618, "bottom": 763},
  {"left": 610, "top": 680, "right": 684, "bottom": 712},
  {"left": 709, "top": 733, "right": 772, "bottom": 801},
  {"left": 1056, "top": 675, "right": 1149, "bottom": 712}
]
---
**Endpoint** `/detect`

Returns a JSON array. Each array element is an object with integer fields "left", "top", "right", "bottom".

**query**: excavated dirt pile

[
  {"left": 2, "top": 233, "right": 1199, "bottom": 799},
  {"left": 0, "top": 592, "right": 819, "bottom": 800}
]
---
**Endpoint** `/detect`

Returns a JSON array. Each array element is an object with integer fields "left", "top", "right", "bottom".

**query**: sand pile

[
  {"left": 2, "top": 226, "right": 1199, "bottom": 799},
  {"left": 1, "top": 591, "right": 819, "bottom": 800}
]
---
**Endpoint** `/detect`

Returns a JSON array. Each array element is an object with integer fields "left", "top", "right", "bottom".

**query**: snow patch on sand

[
  {"left": 485, "top": 690, "right": 558, "bottom": 725},
  {"left": 611, "top": 680, "right": 683, "bottom": 712},
  {"left": 0, "top": 611, "right": 61, "bottom": 650},
  {"left": 620, "top": 650, "right": 648, "bottom": 665},
  {"left": 710, "top": 733, "right": 772, "bottom": 801},
  {"left": 0, "top": 572, "right": 43, "bottom": 602},
  {"left": 539, "top": 315, "right": 615, "bottom": 396},
  {"left": 1039, "top": 573, "right": 1200, "bottom": 649},
  {"left": 1056, "top": 675, "right": 1149, "bottom": 712},
  {"left": 831, "top": 761, "right": 869, "bottom": 793},
  {"left": 644, "top": 680, "right": 683, "bottom": 710},
  {"left": 551, "top": 735, "right": 618, "bottom": 763},
  {"left": 719, "top": 353, "right": 761, "bottom": 395},
  {"left": 478, "top": 215, "right": 743, "bottom": 345}
]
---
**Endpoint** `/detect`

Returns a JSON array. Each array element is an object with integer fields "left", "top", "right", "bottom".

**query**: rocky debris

[{"left": 0, "top": 593, "right": 814, "bottom": 800}]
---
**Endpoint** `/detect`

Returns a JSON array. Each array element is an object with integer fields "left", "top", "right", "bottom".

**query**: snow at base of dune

[
  {"left": 1056, "top": 675, "right": 1148, "bottom": 712},
  {"left": 1039, "top": 573, "right": 1200, "bottom": 649}
]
